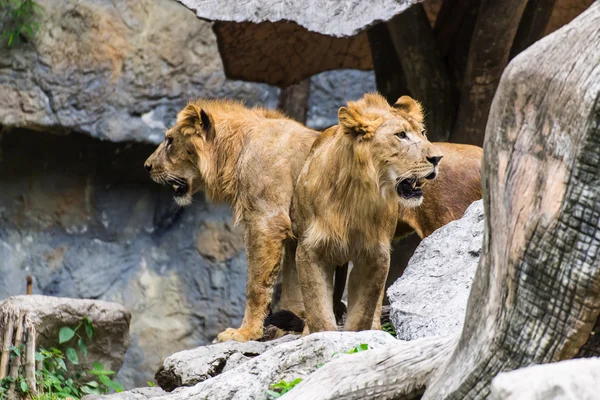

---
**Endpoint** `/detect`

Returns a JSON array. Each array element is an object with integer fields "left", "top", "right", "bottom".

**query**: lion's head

[
  {"left": 338, "top": 93, "right": 442, "bottom": 207},
  {"left": 144, "top": 103, "right": 215, "bottom": 206}
]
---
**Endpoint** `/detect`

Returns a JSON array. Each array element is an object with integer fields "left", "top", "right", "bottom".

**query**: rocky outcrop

[
  {"left": 490, "top": 358, "right": 600, "bottom": 399},
  {"left": 155, "top": 335, "right": 299, "bottom": 391},
  {"left": 387, "top": 200, "right": 483, "bottom": 340},
  {"left": 84, "top": 331, "right": 397, "bottom": 400},
  {"left": 0, "top": 295, "right": 130, "bottom": 373},
  {"left": 0, "top": 0, "right": 277, "bottom": 143}
]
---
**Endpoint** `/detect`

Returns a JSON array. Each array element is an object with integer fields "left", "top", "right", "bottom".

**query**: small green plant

[
  {"left": 332, "top": 343, "right": 370, "bottom": 358},
  {"left": 0, "top": 0, "right": 42, "bottom": 47},
  {"left": 265, "top": 378, "right": 302, "bottom": 398},
  {"left": 382, "top": 322, "right": 397, "bottom": 337},
  {"left": 344, "top": 343, "right": 369, "bottom": 354},
  {"left": 0, "top": 318, "right": 125, "bottom": 400}
]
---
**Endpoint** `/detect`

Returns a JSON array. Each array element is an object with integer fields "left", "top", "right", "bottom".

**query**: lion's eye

[
  {"left": 395, "top": 132, "right": 407, "bottom": 140},
  {"left": 166, "top": 137, "right": 173, "bottom": 147}
]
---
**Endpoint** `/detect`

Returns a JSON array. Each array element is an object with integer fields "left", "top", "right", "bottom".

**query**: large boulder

[
  {"left": 0, "top": 295, "right": 130, "bottom": 373},
  {"left": 387, "top": 200, "right": 483, "bottom": 340},
  {"left": 490, "top": 358, "right": 600, "bottom": 399},
  {"left": 155, "top": 335, "right": 299, "bottom": 391}
]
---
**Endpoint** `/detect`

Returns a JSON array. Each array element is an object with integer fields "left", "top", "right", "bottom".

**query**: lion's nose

[
  {"left": 427, "top": 155, "right": 442, "bottom": 166},
  {"left": 144, "top": 162, "right": 152, "bottom": 172}
]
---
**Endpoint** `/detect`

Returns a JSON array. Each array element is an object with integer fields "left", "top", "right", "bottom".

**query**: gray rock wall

[{"left": 0, "top": 130, "right": 247, "bottom": 388}]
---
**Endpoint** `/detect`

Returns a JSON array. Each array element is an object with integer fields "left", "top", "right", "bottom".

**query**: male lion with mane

[
  {"left": 291, "top": 93, "right": 442, "bottom": 333},
  {"left": 144, "top": 99, "right": 318, "bottom": 342}
]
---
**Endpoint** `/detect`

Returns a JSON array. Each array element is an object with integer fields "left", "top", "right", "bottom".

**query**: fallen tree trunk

[
  {"left": 283, "top": 335, "right": 457, "bottom": 400},
  {"left": 285, "top": 4, "right": 600, "bottom": 399}
]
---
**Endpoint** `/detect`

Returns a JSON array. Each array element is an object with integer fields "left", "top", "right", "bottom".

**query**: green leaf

[
  {"left": 84, "top": 318, "right": 94, "bottom": 339},
  {"left": 289, "top": 378, "right": 302, "bottom": 386},
  {"left": 81, "top": 385, "right": 102, "bottom": 395},
  {"left": 85, "top": 380, "right": 100, "bottom": 388},
  {"left": 265, "top": 390, "right": 281, "bottom": 398},
  {"left": 357, "top": 343, "right": 369, "bottom": 352},
  {"left": 19, "top": 380, "right": 28, "bottom": 393},
  {"left": 112, "top": 380, "right": 125, "bottom": 392},
  {"left": 147, "top": 381, "right": 156, "bottom": 387},
  {"left": 59, "top": 327, "right": 75, "bottom": 344},
  {"left": 34, "top": 351, "right": 44, "bottom": 361},
  {"left": 98, "top": 374, "right": 111, "bottom": 387},
  {"left": 56, "top": 358, "right": 67, "bottom": 371},
  {"left": 65, "top": 347, "right": 78, "bottom": 365},
  {"left": 92, "top": 361, "right": 103, "bottom": 371},
  {"left": 315, "top": 363, "right": 324, "bottom": 368},
  {"left": 78, "top": 337, "right": 88, "bottom": 358}
]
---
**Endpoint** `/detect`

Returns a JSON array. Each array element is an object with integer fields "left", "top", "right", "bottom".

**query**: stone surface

[
  {"left": 82, "top": 387, "right": 167, "bottom": 400},
  {"left": 0, "top": 295, "right": 130, "bottom": 373},
  {"left": 178, "top": 0, "right": 418, "bottom": 37},
  {"left": 88, "top": 331, "right": 397, "bottom": 400},
  {"left": 0, "top": 0, "right": 278, "bottom": 144},
  {"left": 0, "top": 130, "right": 248, "bottom": 389},
  {"left": 489, "top": 358, "right": 600, "bottom": 400},
  {"left": 156, "top": 335, "right": 299, "bottom": 391},
  {"left": 387, "top": 200, "right": 483, "bottom": 340}
]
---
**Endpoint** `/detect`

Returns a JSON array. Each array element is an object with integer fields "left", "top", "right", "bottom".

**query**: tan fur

[
  {"left": 396, "top": 142, "right": 483, "bottom": 239},
  {"left": 144, "top": 99, "right": 318, "bottom": 342},
  {"left": 292, "top": 93, "right": 442, "bottom": 333}
]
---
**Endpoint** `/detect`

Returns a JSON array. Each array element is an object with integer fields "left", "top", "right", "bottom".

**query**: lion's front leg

[
  {"left": 345, "top": 249, "right": 390, "bottom": 331},
  {"left": 217, "top": 222, "right": 286, "bottom": 342},
  {"left": 296, "top": 244, "right": 337, "bottom": 333}
]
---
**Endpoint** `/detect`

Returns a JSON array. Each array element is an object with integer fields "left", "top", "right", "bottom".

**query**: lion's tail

[{"left": 264, "top": 310, "right": 305, "bottom": 332}]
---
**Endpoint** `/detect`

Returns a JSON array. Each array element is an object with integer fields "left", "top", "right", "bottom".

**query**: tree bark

[
  {"left": 510, "top": 0, "right": 558, "bottom": 59},
  {"left": 387, "top": 4, "right": 456, "bottom": 142},
  {"left": 424, "top": 3, "right": 600, "bottom": 398},
  {"left": 450, "top": 0, "right": 528, "bottom": 145},
  {"left": 0, "top": 310, "right": 37, "bottom": 398},
  {"left": 434, "top": 0, "right": 481, "bottom": 89},
  {"left": 367, "top": 24, "right": 409, "bottom": 105},
  {"left": 277, "top": 79, "right": 311, "bottom": 123}
]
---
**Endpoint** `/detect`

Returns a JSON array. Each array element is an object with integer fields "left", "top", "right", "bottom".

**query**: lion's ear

[
  {"left": 338, "top": 107, "right": 376, "bottom": 140},
  {"left": 393, "top": 96, "right": 424, "bottom": 123},
  {"left": 178, "top": 104, "right": 215, "bottom": 140}
]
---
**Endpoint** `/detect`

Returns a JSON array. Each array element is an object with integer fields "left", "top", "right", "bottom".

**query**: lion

[
  {"left": 290, "top": 93, "right": 442, "bottom": 333},
  {"left": 144, "top": 99, "right": 319, "bottom": 342},
  {"left": 267, "top": 141, "right": 483, "bottom": 334}
]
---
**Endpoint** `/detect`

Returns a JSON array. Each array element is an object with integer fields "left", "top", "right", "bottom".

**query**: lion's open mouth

[
  {"left": 166, "top": 177, "right": 189, "bottom": 198},
  {"left": 396, "top": 177, "right": 425, "bottom": 199}
]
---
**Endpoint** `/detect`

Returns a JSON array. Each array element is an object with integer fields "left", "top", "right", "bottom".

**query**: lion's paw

[{"left": 216, "top": 327, "right": 262, "bottom": 343}]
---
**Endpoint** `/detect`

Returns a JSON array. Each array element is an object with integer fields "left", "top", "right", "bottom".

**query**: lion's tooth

[{"left": 173, "top": 184, "right": 180, "bottom": 191}]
